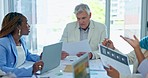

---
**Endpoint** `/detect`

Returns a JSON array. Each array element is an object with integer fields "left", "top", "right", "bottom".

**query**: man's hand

[
  {"left": 61, "top": 51, "right": 69, "bottom": 60},
  {"left": 76, "top": 52, "right": 92, "bottom": 59}
]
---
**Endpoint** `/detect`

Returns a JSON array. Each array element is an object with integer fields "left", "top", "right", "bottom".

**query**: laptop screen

[
  {"left": 39, "top": 42, "right": 62, "bottom": 74},
  {"left": 72, "top": 53, "right": 90, "bottom": 78}
]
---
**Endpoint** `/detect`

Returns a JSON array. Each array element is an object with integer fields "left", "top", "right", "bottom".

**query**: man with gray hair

[{"left": 60, "top": 3, "right": 107, "bottom": 59}]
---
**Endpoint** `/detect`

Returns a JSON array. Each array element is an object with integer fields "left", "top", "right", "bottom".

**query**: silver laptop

[
  {"left": 38, "top": 42, "right": 62, "bottom": 74},
  {"left": 72, "top": 53, "right": 90, "bottom": 78}
]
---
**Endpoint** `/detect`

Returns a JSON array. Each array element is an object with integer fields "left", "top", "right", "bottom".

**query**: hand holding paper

[{"left": 62, "top": 40, "right": 92, "bottom": 56}]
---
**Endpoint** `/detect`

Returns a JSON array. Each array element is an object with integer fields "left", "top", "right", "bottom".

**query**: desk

[{"left": 34, "top": 58, "right": 110, "bottom": 78}]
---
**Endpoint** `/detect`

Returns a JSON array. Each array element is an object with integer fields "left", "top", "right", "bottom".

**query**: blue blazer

[{"left": 0, "top": 34, "right": 40, "bottom": 77}]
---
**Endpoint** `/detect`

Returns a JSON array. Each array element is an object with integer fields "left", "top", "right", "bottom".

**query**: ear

[
  {"left": 17, "top": 25, "right": 21, "bottom": 30},
  {"left": 89, "top": 13, "right": 91, "bottom": 18}
]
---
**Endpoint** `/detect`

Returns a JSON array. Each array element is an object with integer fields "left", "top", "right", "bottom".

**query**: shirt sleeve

[{"left": 138, "top": 59, "right": 148, "bottom": 78}]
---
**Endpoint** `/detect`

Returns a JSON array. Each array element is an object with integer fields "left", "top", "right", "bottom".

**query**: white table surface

[{"left": 32, "top": 56, "right": 110, "bottom": 78}]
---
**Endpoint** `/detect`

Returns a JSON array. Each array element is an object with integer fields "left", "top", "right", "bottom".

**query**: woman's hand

[
  {"left": 61, "top": 51, "right": 69, "bottom": 60},
  {"left": 105, "top": 65, "right": 120, "bottom": 78},
  {"left": 32, "top": 60, "right": 44, "bottom": 74},
  {"left": 120, "top": 35, "right": 139, "bottom": 49}
]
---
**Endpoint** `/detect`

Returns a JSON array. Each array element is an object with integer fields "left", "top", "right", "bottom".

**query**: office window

[
  {"left": 13, "top": 0, "right": 106, "bottom": 54},
  {"left": 110, "top": 0, "right": 142, "bottom": 54},
  {"left": 0, "top": 0, "right": 4, "bottom": 25},
  {"left": 1, "top": 0, "right": 143, "bottom": 55}
]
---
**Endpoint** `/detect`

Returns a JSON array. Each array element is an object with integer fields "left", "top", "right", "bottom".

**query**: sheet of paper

[
  {"left": 62, "top": 40, "right": 92, "bottom": 55},
  {"left": 89, "top": 59, "right": 105, "bottom": 71},
  {"left": 99, "top": 44, "right": 131, "bottom": 76}
]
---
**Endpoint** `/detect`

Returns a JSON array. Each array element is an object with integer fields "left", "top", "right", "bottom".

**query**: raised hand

[{"left": 120, "top": 35, "right": 139, "bottom": 49}]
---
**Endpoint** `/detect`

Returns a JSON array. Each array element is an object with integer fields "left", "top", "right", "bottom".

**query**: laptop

[
  {"left": 72, "top": 53, "right": 90, "bottom": 78},
  {"left": 37, "top": 42, "right": 63, "bottom": 74},
  {"left": 99, "top": 44, "right": 131, "bottom": 75}
]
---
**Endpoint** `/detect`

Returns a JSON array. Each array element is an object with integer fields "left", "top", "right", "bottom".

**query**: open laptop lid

[
  {"left": 99, "top": 44, "right": 131, "bottom": 75},
  {"left": 72, "top": 53, "right": 90, "bottom": 78},
  {"left": 39, "top": 42, "right": 62, "bottom": 74}
]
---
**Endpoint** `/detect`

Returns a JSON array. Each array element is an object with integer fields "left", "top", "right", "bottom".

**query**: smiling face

[
  {"left": 20, "top": 16, "right": 30, "bottom": 35},
  {"left": 76, "top": 10, "right": 91, "bottom": 29}
]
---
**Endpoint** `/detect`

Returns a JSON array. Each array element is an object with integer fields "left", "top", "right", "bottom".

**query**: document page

[
  {"left": 62, "top": 40, "right": 92, "bottom": 55},
  {"left": 99, "top": 44, "right": 131, "bottom": 76}
]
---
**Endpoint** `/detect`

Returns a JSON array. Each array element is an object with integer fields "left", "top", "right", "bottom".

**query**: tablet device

[{"left": 99, "top": 44, "right": 131, "bottom": 75}]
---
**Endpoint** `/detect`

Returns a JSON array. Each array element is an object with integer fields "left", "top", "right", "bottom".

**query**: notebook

[
  {"left": 72, "top": 53, "right": 90, "bottom": 78},
  {"left": 99, "top": 44, "right": 131, "bottom": 75},
  {"left": 37, "top": 42, "right": 63, "bottom": 74}
]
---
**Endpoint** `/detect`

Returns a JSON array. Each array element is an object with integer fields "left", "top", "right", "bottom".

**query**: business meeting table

[{"left": 30, "top": 56, "right": 110, "bottom": 78}]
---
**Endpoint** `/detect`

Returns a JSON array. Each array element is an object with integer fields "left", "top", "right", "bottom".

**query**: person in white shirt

[{"left": 60, "top": 3, "right": 107, "bottom": 59}]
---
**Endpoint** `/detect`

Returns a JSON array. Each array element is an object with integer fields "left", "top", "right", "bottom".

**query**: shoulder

[
  {"left": 66, "top": 21, "right": 77, "bottom": 27},
  {"left": 0, "top": 36, "right": 11, "bottom": 47},
  {"left": 140, "top": 36, "right": 148, "bottom": 50},
  {"left": 0, "top": 36, "right": 10, "bottom": 44},
  {"left": 65, "top": 21, "right": 78, "bottom": 30},
  {"left": 140, "top": 36, "right": 148, "bottom": 42}
]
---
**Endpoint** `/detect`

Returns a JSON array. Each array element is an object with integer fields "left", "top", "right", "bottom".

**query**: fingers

[
  {"left": 32, "top": 61, "right": 44, "bottom": 74},
  {"left": 37, "top": 61, "right": 44, "bottom": 70},
  {"left": 105, "top": 65, "right": 119, "bottom": 78},
  {"left": 61, "top": 51, "right": 69, "bottom": 60},
  {"left": 102, "top": 38, "right": 109, "bottom": 45},
  {"left": 120, "top": 35, "right": 127, "bottom": 41},
  {"left": 133, "top": 35, "right": 139, "bottom": 41},
  {"left": 76, "top": 52, "right": 86, "bottom": 57}
]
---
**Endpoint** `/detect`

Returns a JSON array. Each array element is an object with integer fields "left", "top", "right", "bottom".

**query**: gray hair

[{"left": 74, "top": 3, "right": 91, "bottom": 15}]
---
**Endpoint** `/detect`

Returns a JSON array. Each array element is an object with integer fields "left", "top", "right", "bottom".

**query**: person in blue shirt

[{"left": 0, "top": 12, "right": 44, "bottom": 77}]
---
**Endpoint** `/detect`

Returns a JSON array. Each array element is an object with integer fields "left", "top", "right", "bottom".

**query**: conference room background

[{"left": 0, "top": 0, "right": 148, "bottom": 55}]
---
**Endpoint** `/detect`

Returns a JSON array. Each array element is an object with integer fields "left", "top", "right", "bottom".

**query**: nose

[
  {"left": 27, "top": 24, "right": 30, "bottom": 27},
  {"left": 78, "top": 19, "right": 83, "bottom": 24}
]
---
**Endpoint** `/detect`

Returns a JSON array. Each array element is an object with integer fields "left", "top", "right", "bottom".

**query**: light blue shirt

[{"left": 79, "top": 27, "right": 89, "bottom": 41}]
